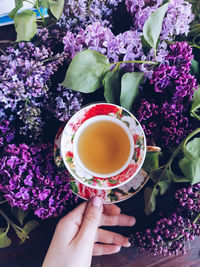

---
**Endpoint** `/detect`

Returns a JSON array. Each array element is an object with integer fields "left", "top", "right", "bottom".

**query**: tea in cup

[{"left": 73, "top": 115, "right": 134, "bottom": 178}]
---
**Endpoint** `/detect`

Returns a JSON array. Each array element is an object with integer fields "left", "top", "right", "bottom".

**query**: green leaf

[
  {"left": 103, "top": 69, "right": 122, "bottom": 104},
  {"left": 9, "top": 0, "right": 23, "bottom": 19},
  {"left": 191, "top": 86, "right": 200, "bottom": 121},
  {"left": 11, "top": 207, "right": 29, "bottom": 226},
  {"left": 143, "top": 3, "right": 169, "bottom": 49},
  {"left": 142, "top": 152, "right": 160, "bottom": 171},
  {"left": 120, "top": 72, "right": 144, "bottom": 111},
  {"left": 157, "top": 169, "right": 172, "bottom": 195},
  {"left": 144, "top": 186, "right": 158, "bottom": 215},
  {"left": 70, "top": 181, "right": 78, "bottom": 194},
  {"left": 141, "top": 35, "right": 151, "bottom": 55},
  {"left": 15, "top": 228, "right": 28, "bottom": 244},
  {"left": 169, "top": 168, "right": 189, "bottom": 183},
  {"left": 48, "top": 0, "right": 65, "bottom": 20},
  {"left": 15, "top": 10, "right": 37, "bottom": 42},
  {"left": 38, "top": 0, "right": 50, "bottom": 8},
  {"left": 0, "top": 226, "right": 11, "bottom": 248},
  {"left": 179, "top": 138, "right": 200, "bottom": 184},
  {"left": 191, "top": 59, "right": 199, "bottom": 80},
  {"left": 62, "top": 49, "right": 110, "bottom": 93},
  {"left": 23, "top": 220, "right": 39, "bottom": 235}
]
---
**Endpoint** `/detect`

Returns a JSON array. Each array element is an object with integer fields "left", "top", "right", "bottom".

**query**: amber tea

[{"left": 77, "top": 120, "right": 131, "bottom": 175}]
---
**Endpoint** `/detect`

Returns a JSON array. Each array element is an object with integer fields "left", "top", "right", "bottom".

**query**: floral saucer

[
  {"left": 54, "top": 124, "right": 150, "bottom": 203},
  {"left": 60, "top": 103, "right": 146, "bottom": 190}
]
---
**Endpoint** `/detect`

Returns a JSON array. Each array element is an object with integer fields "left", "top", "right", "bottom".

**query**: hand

[{"left": 43, "top": 197, "right": 136, "bottom": 267}]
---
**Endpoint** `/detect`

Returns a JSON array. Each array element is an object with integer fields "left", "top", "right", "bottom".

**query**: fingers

[
  {"left": 95, "top": 228, "right": 130, "bottom": 247},
  {"left": 103, "top": 204, "right": 121, "bottom": 215},
  {"left": 100, "top": 213, "right": 136, "bottom": 227},
  {"left": 93, "top": 244, "right": 121, "bottom": 256},
  {"left": 76, "top": 197, "right": 103, "bottom": 244}
]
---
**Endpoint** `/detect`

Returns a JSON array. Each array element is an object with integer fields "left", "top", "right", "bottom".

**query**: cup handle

[{"left": 147, "top": 146, "right": 161, "bottom": 153}]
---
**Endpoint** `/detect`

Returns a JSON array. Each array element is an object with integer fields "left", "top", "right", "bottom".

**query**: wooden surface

[{"left": 1, "top": 24, "right": 200, "bottom": 267}]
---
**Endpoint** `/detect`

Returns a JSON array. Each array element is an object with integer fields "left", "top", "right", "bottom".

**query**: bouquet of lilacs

[{"left": 0, "top": 0, "right": 200, "bottom": 255}]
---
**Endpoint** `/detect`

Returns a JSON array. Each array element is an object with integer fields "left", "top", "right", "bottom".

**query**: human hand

[{"left": 43, "top": 197, "right": 135, "bottom": 267}]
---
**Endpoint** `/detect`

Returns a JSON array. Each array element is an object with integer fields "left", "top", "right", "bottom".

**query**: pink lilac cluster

[
  {"left": 0, "top": 143, "right": 74, "bottom": 219},
  {"left": 58, "top": 0, "right": 122, "bottom": 32},
  {"left": 136, "top": 42, "right": 197, "bottom": 148},
  {"left": 0, "top": 41, "right": 64, "bottom": 138},
  {"left": 175, "top": 184, "right": 200, "bottom": 213},
  {"left": 126, "top": 0, "right": 194, "bottom": 40},
  {"left": 63, "top": 22, "right": 143, "bottom": 71},
  {"left": 130, "top": 185, "right": 200, "bottom": 256},
  {"left": 48, "top": 85, "right": 83, "bottom": 122}
]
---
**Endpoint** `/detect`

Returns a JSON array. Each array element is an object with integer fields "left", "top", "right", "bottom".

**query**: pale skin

[{"left": 43, "top": 196, "right": 136, "bottom": 267}]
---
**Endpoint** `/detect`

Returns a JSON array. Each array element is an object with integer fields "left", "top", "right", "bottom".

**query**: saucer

[
  {"left": 60, "top": 103, "right": 146, "bottom": 190},
  {"left": 54, "top": 124, "right": 149, "bottom": 203}
]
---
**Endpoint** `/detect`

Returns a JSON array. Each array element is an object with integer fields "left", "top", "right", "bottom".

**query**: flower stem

[
  {"left": 193, "top": 213, "right": 200, "bottom": 224},
  {"left": 110, "top": 60, "right": 157, "bottom": 66},
  {"left": 35, "top": 0, "right": 45, "bottom": 25},
  {"left": 0, "top": 208, "right": 26, "bottom": 232}
]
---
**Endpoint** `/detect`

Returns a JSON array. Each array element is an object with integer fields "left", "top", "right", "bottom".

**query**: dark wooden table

[{"left": 1, "top": 25, "right": 200, "bottom": 267}]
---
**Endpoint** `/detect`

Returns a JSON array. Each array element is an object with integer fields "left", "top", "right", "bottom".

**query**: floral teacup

[{"left": 60, "top": 103, "right": 149, "bottom": 190}]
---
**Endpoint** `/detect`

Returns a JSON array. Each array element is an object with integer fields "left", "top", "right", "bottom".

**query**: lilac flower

[
  {"left": 48, "top": 84, "right": 83, "bottom": 122},
  {"left": 63, "top": 22, "right": 144, "bottom": 71},
  {"left": 0, "top": 143, "right": 74, "bottom": 219},
  {"left": 0, "top": 112, "right": 15, "bottom": 149},
  {"left": 58, "top": 0, "right": 122, "bottom": 32},
  {"left": 0, "top": 36, "right": 64, "bottom": 138},
  {"left": 135, "top": 42, "right": 198, "bottom": 148},
  {"left": 126, "top": 0, "right": 194, "bottom": 40},
  {"left": 151, "top": 42, "right": 196, "bottom": 103},
  {"left": 130, "top": 184, "right": 200, "bottom": 256}
]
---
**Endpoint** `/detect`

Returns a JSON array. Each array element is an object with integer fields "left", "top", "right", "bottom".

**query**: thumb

[{"left": 76, "top": 196, "right": 103, "bottom": 244}]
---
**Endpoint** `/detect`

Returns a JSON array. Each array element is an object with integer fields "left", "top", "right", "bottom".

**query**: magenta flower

[{"left": 0, "top": 143, "right": 74, "bottom": 219}]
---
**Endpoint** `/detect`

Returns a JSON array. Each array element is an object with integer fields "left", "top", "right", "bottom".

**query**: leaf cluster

[
  {"left": 9, "top": 0, "right": 64, "bottom": 42},
  {"left": 144, "top": 127, "right": 200, "bottom": 216},
  {"left": 0, "top": 203, "right": 39, "bottom": 248}
]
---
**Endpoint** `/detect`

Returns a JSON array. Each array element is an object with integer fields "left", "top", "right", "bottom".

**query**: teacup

[{"left": 60, "top": 103, "right": 150, "bottom": 190}]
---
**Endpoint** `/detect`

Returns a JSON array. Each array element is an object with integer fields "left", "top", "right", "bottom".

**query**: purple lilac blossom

[
  {"left": 126, "top": 0, "right": 194, "bottom": 40},
  {"left": 0, "top": 113, "right": 15, "bottom": 148},
  {"left": 0, "top": 40, "right": 64, "bottom": 138},
  {"left": 130, "top": 184, "right": 200, "bottom": 256},
  {"left": 0, "top": 143, "right": 74, "bottom": 219},
  {"left": 57, "top": 0, "right": 122, "bottom": 32},
  {"left": 135, "top": 42, "right": 198, "bottom": 148},
  {"left": 48, "top": 84, "right": 83, "bottom": 122},
  {"left": 63, "top": 22, "right": 144, "bottom": 71}
]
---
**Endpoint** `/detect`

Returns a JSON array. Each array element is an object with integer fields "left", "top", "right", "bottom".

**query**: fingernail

[
  {"left": 128, "top": 217, "right": 136, "bottom": 226},
  {"left": 123, "top": 240, "right": 131, "bottom": 247},
  {"left": 92, "top": 196, "right": 102, "bottom": 207}
]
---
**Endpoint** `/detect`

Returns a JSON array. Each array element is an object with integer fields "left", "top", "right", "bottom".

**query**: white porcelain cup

[{"left": 73, "top": 115, "right": 135, "bottom": 178}]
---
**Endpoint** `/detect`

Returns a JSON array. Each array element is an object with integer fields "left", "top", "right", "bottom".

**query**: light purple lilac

[{"left": 126, "top": 0, "right": 194, "bottom": 40}]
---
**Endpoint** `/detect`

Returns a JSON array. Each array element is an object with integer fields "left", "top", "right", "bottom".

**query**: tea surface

[{"left": 77, "top": 120, "right": 131, "bottom": 175}]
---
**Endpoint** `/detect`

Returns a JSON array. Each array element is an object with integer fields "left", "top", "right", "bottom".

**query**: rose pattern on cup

[{"left": 60, "top": 103, "right": 146, "bottom": 190}]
